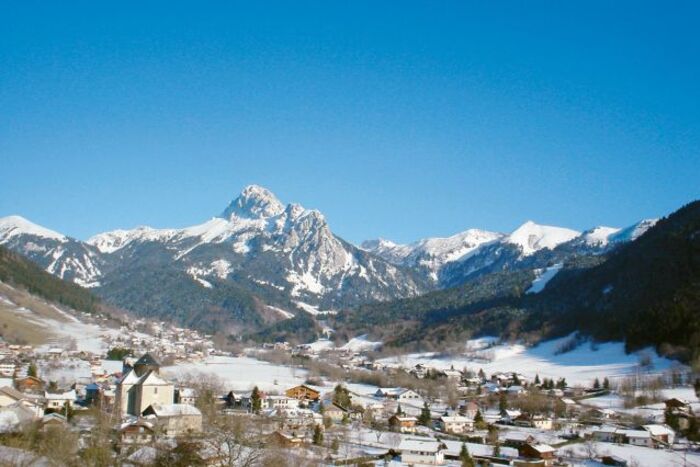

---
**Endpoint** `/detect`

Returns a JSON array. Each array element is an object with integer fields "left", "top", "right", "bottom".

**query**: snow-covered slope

[
  {"left": 1, "top": 186, "right": 429, "bottom": 326},
  {"left": 361, "top": 229, "right": 503, "bottom": 282},
  {"left": 505, "top": 221, "right": 580, "bottom": 256},
  {"left": 0, "top": 215, "right": 66, "bottom": 243}
]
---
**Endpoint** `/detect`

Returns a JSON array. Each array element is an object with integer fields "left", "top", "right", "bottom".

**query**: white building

[{"left": 398, "top": 438, "right": 446, "bottom": 465}]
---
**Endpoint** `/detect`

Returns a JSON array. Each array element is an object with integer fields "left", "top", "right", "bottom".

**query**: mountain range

[{"left": 0, "top": 185, "right": 663, "bottom": 337}]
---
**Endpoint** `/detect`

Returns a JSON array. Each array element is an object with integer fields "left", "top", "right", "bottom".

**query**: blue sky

[{"left": 1, "top": 1, "right": 698, "bottom": 244}]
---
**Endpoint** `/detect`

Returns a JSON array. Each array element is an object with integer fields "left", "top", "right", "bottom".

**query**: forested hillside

[{"left": 0, "top": 245, "right": 100, "bottom": 313}]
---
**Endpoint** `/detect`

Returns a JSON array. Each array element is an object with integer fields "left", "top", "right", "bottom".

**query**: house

[
  {"left": 519, "top": 443, "right": 557, "bottom": 467},
  {"left": 142, "top": 403, "right": 202, "bottom": 436},
  {"left": 285, "top": 385, "right": 320, "bottom": 402},
  {"left": 119, "top": 419, "right": 156, "bottom": 445},
  {"left": 500, "top": 409, "right": 522, "bottom": 424},
  {"left": 442, "top": 369, "right": 463, "bottom": 381},
  {"left": 642, "top": 424, "right": 675, "bottom": 445},
  {"left": 267, "top": 431, "right": 304, "bottom": 448},
  {"left": 0, "top": 386, "right": 26, "bottom": 407},
  {"left": 592, "top": 427, "right": 624, "bottom": 443},
  {"left": 44, "top": 389, "right": 76, "bottom": 411},
  {"left": 664, "top": 398, "right": 691, "bottom": 413},
  {"left": 0, "top": 361, "right": 15, "bottom": 377},
  {"left": 374, "top": 387, "right": 422, "bottom": 402},
  {"left": 40, "top": 412, "right": 68, "bottom": 431},
  {"left": 389, "top": 415, "right": 418, "bottom": 433},
  {"left": 514, "top": 413, "right": 553, "bottom": 430},
  {"left": 503, "top": 431, "right": 536, "bottom": 448},
  {"left": 323, "top": 403, "right": 348, "bottom": 422},
  {"left": 14, "top": 376, "right": 43, "bottom": 394},
  {"left": 438, "top": 415, "right": 473, "bottom": 434},
  {"left": 398, "top": 437, "right": 446, "bottom": 465},
  {"left": 264, "top": 395, "right": 299, "bottom": 411},
  {"left": 176, "top": 387, "right": 196, "bottom": 406},
  {"left": 620, "top": 430, "right": 653, "bottom": 448},
  {"left": 116, "top": 354, "right": 175, "bottom": 417}
]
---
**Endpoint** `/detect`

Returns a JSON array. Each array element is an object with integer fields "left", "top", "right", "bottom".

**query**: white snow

[
  {"left": 507, "top": 221, "right": 581, "bottom": 256},
  {"left": 526, "top": 263, "right": 563, "bottom": 294},
  {"left": 340, "top": 335, "right": 382, "bottom": 352},
  {"left": 266, "top": 305, "right": 295, "bottom": 320},
  {"left": 579, "top": 226, "right": 622, "bottom": 246},
  {"left": 163, "top": 356, "right": 308, "bottom": 392},
  {"left": 360, "top": 229, "right": 503, "bottom": 280},
  {"left": 293, "top": 301, "right": 336, "bottom": 316},
  {"left": 0, "top": 215, "right": 67, "bottom": 242},
  {"left": 379, "top": 334, "right": 684, "bottom": 386},
  {"left": 609, "top": 218, "right": 659, "bottom": 243}
]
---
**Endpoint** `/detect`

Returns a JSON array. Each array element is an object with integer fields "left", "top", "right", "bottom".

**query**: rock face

[{"left": 0, "top": 186, "right": 429, "bottom": 330}]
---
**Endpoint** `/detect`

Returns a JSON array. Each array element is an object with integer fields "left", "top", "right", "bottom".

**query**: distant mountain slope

[
  {"left": 0, "top": 245, "right": 99, "bottom": 314},
  {"left": 332, "top": 201, "right": 700, "bottom": 361},
  {"left": 0, "top": 186, "right": 430, "bottom": 332},
  {"left": 363, "top": 219, "right": 655, "bottom": 289}
]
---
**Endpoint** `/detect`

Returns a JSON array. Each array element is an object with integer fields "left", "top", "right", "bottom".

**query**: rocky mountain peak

[{"left": 221, "top": 184, "right": 285, "bottom": 220}]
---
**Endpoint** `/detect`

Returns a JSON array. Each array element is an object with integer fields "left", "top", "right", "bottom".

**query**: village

[{"left": 0, "top": 311, "right": 698, "bottom": 467}]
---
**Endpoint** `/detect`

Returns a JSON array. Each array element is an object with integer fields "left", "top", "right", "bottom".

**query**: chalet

[
  {"left": 389, "top": 415, "right": 418, "bottom": 433},
  {"left": 44, "top": 389, "right": 76, "bottom": 411},
  {"left": 519, "top": 443, "right": 557, "bottom": 467},
  {"left": 398, "top": 438, "right": 446, "bottom": 466},
  {"left": 142, "top": 403, "right": 202, "bottom": 436},
  {"left": 592, "top": 427, "right": 623, "bottom": 443},
  {"left": 285, "top": 385, "right": 320, "bottom": 402},
  {"left": 374, "top": 387, "right": 422, "bottom": 402},
  {"left": 664, "top": 398, "right": 691, "bottom": 413},
  {"left": 119, "top": 420, "right": 156, "bottom": 446},
  {"left": 265, "top": 395, "right": 299, "bottom": 410},
  {"left": 514, "top": 413, "right": 553, "bottom": 430},
  {"left": 438, "top": 415, "right": 473, "bottom": 434},
  {"left": 642, "top": 424, "right": 675, "bottom": 445},
  {"left": 503, "top": 431, "right": 536, "bottom": 448},
  {"left": 14, "top": 376, "right": 43, "bottom": 394},
  {"left": 620, "top": 430, "right": 652, "bottom": 448}
]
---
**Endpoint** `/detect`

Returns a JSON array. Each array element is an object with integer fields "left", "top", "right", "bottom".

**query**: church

[{"left": 116, "top": 353, "right": 175, "bottom": 417}]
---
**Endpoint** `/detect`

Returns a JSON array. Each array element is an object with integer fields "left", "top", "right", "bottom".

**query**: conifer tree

[{"left": 251, "top": 386, "right": 262, "bottom": 414}]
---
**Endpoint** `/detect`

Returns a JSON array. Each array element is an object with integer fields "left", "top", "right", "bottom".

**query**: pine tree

[
  {"left": 459, "top": 443, "right": 474, "bottom": 467},
  {"left": 498, "top": 392, "right": 508, "bottom": 414},
  {"left": 418, "top": 402, "right": 431, "bottom": 426},
  {"left": 251, "top": 386, "right": 262, "bottom": 414},
  {"left": 27, "top": 362, "right": 38, "bottom": 378},
  {"left": 478, "top": 368, "right": 485, "bottom": 379},
  {"left": 593, "top": 378, "right": 601, "bottom": 390},
  {"left": 534, "top": 374, "right": 541, "bottom": 385},
  {"left": 396, "top": 403, "right": 403, "bottom": 416},
  {"left": 603, "top": 377, "right": 610, "bottom": 390},
  {"left": 333, "top": 384, "right": 351, "bottom": 408},
  {"left": 313, "top": 424, "right": 324, "bottom": 445}
]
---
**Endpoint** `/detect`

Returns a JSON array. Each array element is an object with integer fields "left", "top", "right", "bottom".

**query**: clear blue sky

[{"left": 1, "top": 1, "right": 698, "bottom": 244}]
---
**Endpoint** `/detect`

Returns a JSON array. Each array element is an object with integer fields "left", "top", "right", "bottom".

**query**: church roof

[{"left": 134, "top": 353, "right": 160, "bottom": 368}]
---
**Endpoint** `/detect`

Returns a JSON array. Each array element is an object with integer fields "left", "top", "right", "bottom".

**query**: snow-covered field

[
  {"left": 162, "top": 356, "right": 310, "bottom": 393},
  {"left": 379, "top": 334, "right": 685, "bottom": 386},
  {"left": 563, "top": 442, "right": 700, "bottom": 467}
]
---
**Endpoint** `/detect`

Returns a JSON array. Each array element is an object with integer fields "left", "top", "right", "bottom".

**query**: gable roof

[
  {"left": 143, "top": 403, "right": 201, "bottom": 417},
  {"left": 137, "top": 371, "right": 169, "bottom": 386},
  {"left": 134, "top": 353, "right": 160, "bottom": 367},
  {"left": 0, "top": 386, "right": 25, "bottom": 402}
]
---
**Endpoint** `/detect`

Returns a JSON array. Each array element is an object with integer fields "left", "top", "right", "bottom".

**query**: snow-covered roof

[
  {"left": 643, "top": 424, "right": 675, "bottom": 436},
  {"left": 529, "top": 443, "right": 556, "bottom": 454},
  {"left": 44, "top": 389, "right": 76, "bottom": 400},
  {"left": 398, "top": 437, "right": 443, "bottom": 453},
  {"left": 145, "top": 403, "right": 201, "bottom": 417},
  {"left": 440, "top": 415, "right": 472, "bottom": 423}
]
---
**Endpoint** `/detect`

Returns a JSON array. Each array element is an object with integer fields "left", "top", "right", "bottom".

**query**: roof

[
  {"left": 529, "top": 443, "right": 556, "bottom": 454},
  {"left": 44, "top": 389, "right": 76, "bottom": 400},
  {"left": 0, "top": 386, "right": 25, "bottom": 401},
  {"left": 118, "top": 368, "right": 141, "bottom": 385},
  {"left": 440, "top": 416, "right": 472, "bottom": 423},
  {"left": 398, "top": 437, "right": 443, "bottom": 453},
  {"left": 134, "top": 353, "right": 160, "bottom": 367},
  {"left": 621, "top": 430, "right": 651, "bottom": 439},
  {"left": 138, "top": 371, "right": 169, "bottom": 386},
  {"left": 643, "top": 424, "right": 675, "bottom": 436},
  {"left": 144, "top": 403, "right": 202, "bottom": 417}
]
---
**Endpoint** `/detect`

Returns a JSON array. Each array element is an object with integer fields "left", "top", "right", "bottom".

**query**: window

[{"left": 154, "top": 387, "right": 158, "bottom": 394}]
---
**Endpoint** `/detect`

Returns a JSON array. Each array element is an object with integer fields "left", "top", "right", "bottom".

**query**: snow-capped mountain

[
  {"left": 360, "top": 229, "right": 503, "bottom": 282},
  {"left": 0, "top": 186, "right": 429, "bottom": 329},
  {"left": 504, "top": 221, "right": 580, "bottom": 256},
  {"left": 365, "top": 219, "right": 657, "bottom": 288}
]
